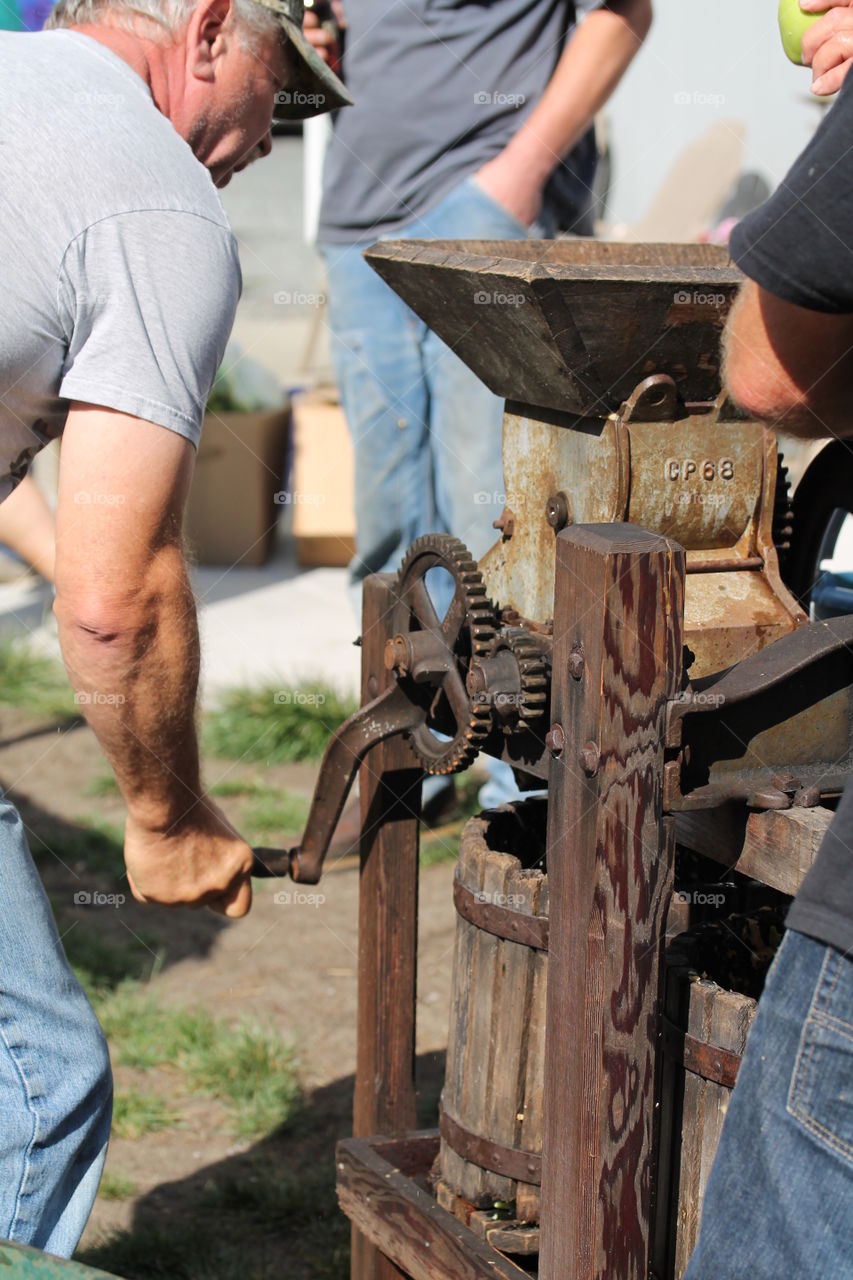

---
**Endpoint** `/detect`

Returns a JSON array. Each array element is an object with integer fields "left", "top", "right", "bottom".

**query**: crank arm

[{"left": 250, "top": 680, "right": 424, "bottom": 885}]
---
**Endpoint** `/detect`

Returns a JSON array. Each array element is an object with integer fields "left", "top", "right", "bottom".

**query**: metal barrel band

[
  {"left": 662, "top": 1016, "right": 743, "bottom": 1089},
  {"left": 452, "top": 875, "right": 549, "bottom": 951},
  {"left": 439, "top": 1100, "right": 542, "bottom": 1186}
]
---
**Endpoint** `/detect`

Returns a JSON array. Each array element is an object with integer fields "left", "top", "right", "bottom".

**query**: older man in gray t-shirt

[{"left": 0, "top": 0, "right": 348, "bottom": 1257}]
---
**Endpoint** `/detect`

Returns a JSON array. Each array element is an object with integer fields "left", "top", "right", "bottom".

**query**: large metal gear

[{"left": 386, "top": 534, "right": 498, "bottom": 775}]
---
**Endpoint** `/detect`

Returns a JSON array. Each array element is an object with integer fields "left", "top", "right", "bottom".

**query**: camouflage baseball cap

[{"left": 251, "top": 0, "right": 353, "bottom": 119}]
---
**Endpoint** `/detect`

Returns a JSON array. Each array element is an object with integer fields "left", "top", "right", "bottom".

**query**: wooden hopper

[{"left": 364, "top": 240, "right": 743, "bottom": 418}]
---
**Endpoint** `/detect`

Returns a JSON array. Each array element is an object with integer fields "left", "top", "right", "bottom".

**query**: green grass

[
  {"left": 209, "top": 777, "right": 280, "bottom": 799},
  {"left": 98, "top": 1171, "right": 137, "bottom": 1201},
  {"left": 203, "top": 681, "right": 357, "bottom": 764},
  {"left": 30, "top": 816, "right": 125, "bottom": 878},
  {"left": 243, "top": 792, "right": 311, "bottom": 842},
  {"left": 112, "top": 1089, "right": 179, "bottom": 1139},
  {"left": 95, "top": 982, "right": 300, "bottom": 1139},
  {"left": 0, "top": 638, "right": 75, "bottom": 720}
]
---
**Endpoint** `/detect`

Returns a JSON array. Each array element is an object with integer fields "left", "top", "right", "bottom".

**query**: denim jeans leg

[
  {"left": 319, "top": 242, "right": 433, "bottom": 603},
  {"left": 684, "top": 929, "right": 853, "bottom": 1280},
  {"left": 0, "top": 797, "right": 112, "bottom": 1257}
]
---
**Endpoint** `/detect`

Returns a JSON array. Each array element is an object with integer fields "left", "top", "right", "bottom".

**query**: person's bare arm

[
  {"left": 0, "top": 474, "right": 56, "bottom": 582},
  {"left": 473, "top": 0, "right": 654, "bottom": 226},
  {"left": 54, "top": 403, "right": 253, "bottom": 916},
  {"left": 724, "top": 280, "right": 853, "bottom": 438}
]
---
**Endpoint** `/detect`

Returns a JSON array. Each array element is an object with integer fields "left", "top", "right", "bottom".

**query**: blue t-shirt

[{"left": 319, "top": 0, "right": 600, "bottom": 243}]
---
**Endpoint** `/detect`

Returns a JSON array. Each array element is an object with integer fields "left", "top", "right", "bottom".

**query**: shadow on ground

[{"left": 76, "top": 1051, "right": 447, "bottom": 1280}]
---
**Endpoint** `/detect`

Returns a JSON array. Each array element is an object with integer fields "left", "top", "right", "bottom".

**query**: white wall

[{"left": 603, "top": 0, "right": 830, "bottom": 225}]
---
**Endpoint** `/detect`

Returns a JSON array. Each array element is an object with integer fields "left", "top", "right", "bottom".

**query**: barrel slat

[{"left": 458, "top": 849, "right": 515, "bottom": 1203}]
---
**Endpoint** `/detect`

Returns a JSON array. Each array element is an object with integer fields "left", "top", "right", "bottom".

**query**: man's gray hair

[{"left": 45, "top": 0, "right": 281, "bottom": 49}]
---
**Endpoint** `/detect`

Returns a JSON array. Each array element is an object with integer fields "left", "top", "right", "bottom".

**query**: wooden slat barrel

[
  {"left": 653, "top": 907, "right": 785, "bottom": 1279},
  {"left": 439, "top": 801, "right": 548, "bottom": 1224}
]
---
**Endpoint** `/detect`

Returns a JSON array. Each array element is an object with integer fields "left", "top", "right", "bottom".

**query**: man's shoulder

[{"left": 3, "top": 29, "right": 230, "bottom": 237}]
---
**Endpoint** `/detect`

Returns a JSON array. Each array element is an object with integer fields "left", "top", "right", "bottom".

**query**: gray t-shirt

[
  {"left": 318, "top": 0, "right": 600, "bottom": 244},
  {"left": 0, "top": 30, "right": 241, "bottom": 500}
]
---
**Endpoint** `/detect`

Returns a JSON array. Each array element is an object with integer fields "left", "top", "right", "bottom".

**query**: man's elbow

[{"left": 612, "top": 0, "right": 653, "bottom": 42}]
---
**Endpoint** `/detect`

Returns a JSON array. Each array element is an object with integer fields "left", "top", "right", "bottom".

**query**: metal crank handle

[
  {"left": 250, "top": 847, "right": 296, "bottom": 878},
  {"left": 248, "top": 681, "right": 423, "bottom": 887}
]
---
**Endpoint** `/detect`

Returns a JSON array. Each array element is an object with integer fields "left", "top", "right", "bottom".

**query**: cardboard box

[
  {"left": 290, "top": 389, "right": 356, "bottom": 568},
  {"left": 186, "top": 408, "right": 290, "bottom": 567}
]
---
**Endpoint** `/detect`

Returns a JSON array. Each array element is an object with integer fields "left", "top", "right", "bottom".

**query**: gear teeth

[
  {"left": 394, "top": 533, "right": 498, "bottom": 775},
  {"left": 493, "top": 627, "right": 550, "bottom": 724}
]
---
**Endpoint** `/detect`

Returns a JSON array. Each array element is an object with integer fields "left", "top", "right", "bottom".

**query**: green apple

[{"left": 778, "top": 0, "right": 827, "bottom": 65}]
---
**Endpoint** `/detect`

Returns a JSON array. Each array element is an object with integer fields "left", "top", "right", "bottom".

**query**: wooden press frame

[{"left": 341, "top": 524, "right": 688, "bottom": 1280}]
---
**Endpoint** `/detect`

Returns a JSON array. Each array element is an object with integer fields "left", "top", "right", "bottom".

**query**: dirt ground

[{"left": 0, "top": 706, "right": 459, "bottom": 1277}]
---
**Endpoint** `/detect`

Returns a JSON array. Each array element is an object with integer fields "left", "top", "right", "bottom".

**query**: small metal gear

[
  {"left": 490, "top": 628, "right": 549, "bottom": 725},
  {"left": 391, "top": 534, "right": 498, "bottom": 775}
]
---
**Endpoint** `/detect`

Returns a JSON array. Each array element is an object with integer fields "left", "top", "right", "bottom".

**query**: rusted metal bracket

[
  {"left": 662, "top": 1017, "right": 742, "bottom": 1089},
  {"left": 453, "top": 874, "right": 549, "bottom": 951},
  {"left": 665, "top": 615, "right": 853, "bottom": 811},
  {"left": 439, "top": 1102, "right": 543, "bottom": 1186}
]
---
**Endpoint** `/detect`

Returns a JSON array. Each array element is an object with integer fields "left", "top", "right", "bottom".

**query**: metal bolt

[
  {"left": 383, "top": 635, "right": 409, "bottom": 674},
  {"left": 579, "top": 741, "right": 600, "bottom": 776},
  {"left": 545, "top": 724, "right": 565, "bottom": 756},
  {"left": 545, "top": 491, "right": 571, "bottom": 532},
  {"left": 367, "top": 675, "right": 379, "bottom": 699},
  {"left": 466, "top": 662, "right": 487, "bottom": 698},
  {"left": 568, "top": 644, "right": 585, "bottom": 680},
  {"left": 493, "top": 509, "right": 515, "bottom": 539}
]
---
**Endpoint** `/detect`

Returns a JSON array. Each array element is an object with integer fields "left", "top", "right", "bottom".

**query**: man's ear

[{"left": 185, "top": 0, "right": 236, "bottom": 82}]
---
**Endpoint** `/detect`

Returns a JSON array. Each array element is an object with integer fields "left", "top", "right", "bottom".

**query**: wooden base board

[{"left": 336, "top": 1132, "right": 534, "bottom": 1280}]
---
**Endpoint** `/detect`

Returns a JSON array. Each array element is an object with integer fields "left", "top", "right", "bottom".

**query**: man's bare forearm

[
  {"left": 55, "top": 543, "right": 203, "bottom": 832},
  {"left": 501, "top": 1, "right": 653, "bottom": 185}
]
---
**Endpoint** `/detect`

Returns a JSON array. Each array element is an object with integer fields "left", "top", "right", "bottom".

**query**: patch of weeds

[
  {"left": 98, "top": 1171, "right": 137, "bottom": 1201},
  {"left": 200, "top": 1160, "right": 335, "bottom": 1224},
  {"left": 0, "top": 638, "right": 76, "bottom": 721},
  {"left": 186, "top": 1021, "right": 300, "bottom": 1138},
  {"left": 203, "top": 681, "right": 357, "bottom": 764},
  {"left": 112, "top": 1089, "right": 179, "bottom": 1140},
  {"left": 243, "top": 791, "right": 311, "bottom": 842},
  {"left": 96, "top": 984, "right": 300, "bottom": 1138}
]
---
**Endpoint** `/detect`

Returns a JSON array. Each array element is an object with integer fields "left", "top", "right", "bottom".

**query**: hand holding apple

[{"left": 780, "top": 0, "right": 853, "bottom": 96}]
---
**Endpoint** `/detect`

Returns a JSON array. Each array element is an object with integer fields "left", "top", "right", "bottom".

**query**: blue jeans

[
  {"left": 684, "top": 929, "right": 853, "bottom": 1279},
  {"left": 0, "top": 795, "right": 112, "bottom": 1257}
]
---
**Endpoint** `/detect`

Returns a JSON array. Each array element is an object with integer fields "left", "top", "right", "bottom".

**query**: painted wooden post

[
  {"left": 352, "top": 573, "right": 423, "bottom": 1280},
  {"left": 539, "top": 524, "right": 685, "bottom": 1280}
]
